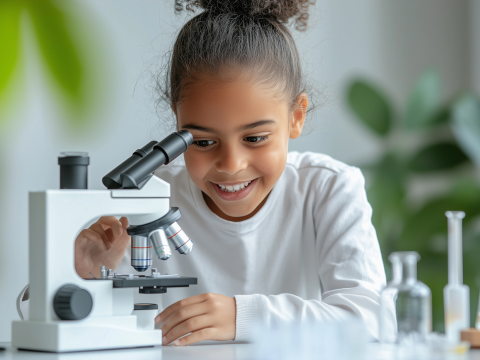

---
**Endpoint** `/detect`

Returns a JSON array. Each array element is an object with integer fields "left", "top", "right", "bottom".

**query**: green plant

[
  {"left": 0, "top": 0, "right": 103, "bottom": 129},
  {"left": 347, "top": 69, "right": 480, "bottom": 332}
]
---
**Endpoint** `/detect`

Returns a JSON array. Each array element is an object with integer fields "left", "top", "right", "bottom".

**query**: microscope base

[{"left": 12, "top": 316, "right": 162, "bottom": 353}]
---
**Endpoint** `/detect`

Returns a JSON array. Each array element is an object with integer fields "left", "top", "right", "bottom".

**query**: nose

[{"left": 215, "top": 144, "right": 248, "bottom": 175}]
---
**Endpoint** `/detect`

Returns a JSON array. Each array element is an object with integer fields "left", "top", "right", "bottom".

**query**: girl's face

[{"left": 175, "top": 75, "right": 307, "bottom": 221}]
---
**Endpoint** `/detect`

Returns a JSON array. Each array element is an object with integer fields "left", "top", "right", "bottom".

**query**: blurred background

[{"left": 0, "top": 0, "right": 478, "bottom": 341}]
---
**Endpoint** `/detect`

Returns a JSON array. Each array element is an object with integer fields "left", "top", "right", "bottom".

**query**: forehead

[{"left": 176, "top": 75, "right": 289, "bottom": 130}]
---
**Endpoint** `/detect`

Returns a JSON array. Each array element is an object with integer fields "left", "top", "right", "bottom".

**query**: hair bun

[{"left": 175, "top": 0, "right": 315, "bottom": 30}]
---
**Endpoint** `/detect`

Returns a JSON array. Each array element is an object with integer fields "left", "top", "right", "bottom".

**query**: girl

[{"left": 27, "top": 0, "right": 387, "bottom": 346}]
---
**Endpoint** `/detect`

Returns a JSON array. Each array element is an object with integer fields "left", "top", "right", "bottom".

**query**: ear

[{"left": 289, "top": 93, "right": 308, "bottom": 139}]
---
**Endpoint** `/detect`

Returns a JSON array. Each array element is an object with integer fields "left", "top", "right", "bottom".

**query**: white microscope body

[{"left": 11, "top": 131, "right": 196, "bottom": 353}]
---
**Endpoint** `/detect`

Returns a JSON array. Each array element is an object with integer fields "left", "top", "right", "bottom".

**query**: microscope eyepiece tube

[
  {"left": 131, "top": 236, "right": 152, "bottom": 272},
  {"left": 58, "top": 152, "right": 89, "bottom": 189},
  {"left": 165, "top": 222, "right": 193, "bottom": 255},
  {"left": 120, "top": 131, "right": 193, "bottom": 189},
  {"left": 156, "top": 130, "right": 193, "bottom": 164},
  {"left": 149, "top": 229, "right": 171, "bottom": 260},
  {"left": 102, "top": 141, "right": 158, "bottom": 189}
]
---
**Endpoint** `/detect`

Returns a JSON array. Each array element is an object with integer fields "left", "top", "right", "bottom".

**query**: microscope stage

[{"left": 86, "top": 274, "right": 197, "bottom": 290}]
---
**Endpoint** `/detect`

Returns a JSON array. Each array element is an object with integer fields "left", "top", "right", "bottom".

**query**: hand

[
  {"left": 156, "top": 293, "right": 236, "bottom": 346},
  {"left": 75, "top": 216, "right": 130, "bottom": 278}
]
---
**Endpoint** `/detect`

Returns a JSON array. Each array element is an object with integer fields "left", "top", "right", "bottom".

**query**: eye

[
  {"left": 193, "top": 140, "right": 216, "bottom": 148},
  {"left": 244, "top": 135, "right": 268, "bottom": 144}
]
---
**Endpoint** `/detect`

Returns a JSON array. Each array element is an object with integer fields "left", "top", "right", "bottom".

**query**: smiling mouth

[{"left": 213, "top": 180, "right": 254, "bottom": 193}]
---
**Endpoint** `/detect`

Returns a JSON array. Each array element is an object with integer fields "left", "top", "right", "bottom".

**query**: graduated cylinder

[{"left": 444, "top": 211, "right": 469, "bottom": 343}]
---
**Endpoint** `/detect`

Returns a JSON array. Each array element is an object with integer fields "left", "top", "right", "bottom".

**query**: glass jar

[{"left": 379, "top": 251, "right": 432, "bottom": 344}]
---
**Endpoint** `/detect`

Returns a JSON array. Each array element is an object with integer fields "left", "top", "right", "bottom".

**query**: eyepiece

[
  {"left": 120, "top": 131, "right": 193, "bottom": 189},
  {"left": 102, "top": 141, "right": 157, "bottom": 189}
]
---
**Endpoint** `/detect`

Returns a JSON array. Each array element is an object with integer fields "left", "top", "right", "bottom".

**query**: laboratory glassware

[
  {"left": 444, "top": 211, "right": 469, "bottom": 343},
  {"left": 380, "top": 251, "right": 432, "bottom": 344}
]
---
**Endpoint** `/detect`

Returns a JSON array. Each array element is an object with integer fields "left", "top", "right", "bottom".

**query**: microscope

[{"left": 11, "top": 131, "right": 197, "bottom": 352}]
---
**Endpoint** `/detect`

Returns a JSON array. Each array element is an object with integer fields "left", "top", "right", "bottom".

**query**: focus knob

[{"left": 53, "top": 284, "right": 93, "bottom": 320}]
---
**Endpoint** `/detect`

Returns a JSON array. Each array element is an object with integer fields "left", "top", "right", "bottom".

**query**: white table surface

[
  {"left": 1, "top": 341, "right": 251, "bottom": 360},
  {"left": 2, "top": 341, "right": 480, "bottom": 360}
]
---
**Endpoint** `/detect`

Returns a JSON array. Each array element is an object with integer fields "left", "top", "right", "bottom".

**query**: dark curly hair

[{"left": 158, "top": 0, "right": 316, "bottom": 123}]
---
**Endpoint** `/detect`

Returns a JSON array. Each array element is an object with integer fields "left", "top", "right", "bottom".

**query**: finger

[
  {"left": 77, "top": 229, "right": 107, "bottom": 251},
  {"left": 173, "top": 327, "right": 216, "bottom": 347},
  {"left": 162, "top": 315, "right": 212, "bottom": 345},
  {"left": 97, "top": 216, "right": 124, "bottom": 237},
  {"left": 119, "top": 216, "right": 129, "bottom": 228},
  {"left": 111, "top": 217, "right": 130, "bottom": 246},
  {"left": 160, "top": 302, "right": 210, "bottom": 335},
  {"left": 89, "top": 222, "right": 112, "bottom": 250},
  {"left": 157, "top": 293, "right": 212, "bottom": 324}
]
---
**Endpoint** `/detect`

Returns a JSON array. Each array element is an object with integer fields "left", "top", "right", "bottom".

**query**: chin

[{"left": 218, "top": 203, "right": 258, "bottom": 218}]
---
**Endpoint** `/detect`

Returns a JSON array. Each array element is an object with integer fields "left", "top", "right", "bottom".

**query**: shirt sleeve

[{"left": 234, "top": 167, "right": 387, "bottom": 342}]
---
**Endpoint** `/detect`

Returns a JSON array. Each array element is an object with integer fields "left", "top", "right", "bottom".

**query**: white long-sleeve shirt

[{"left": 19, "top": 152, "right": 387, "bottom": 341}]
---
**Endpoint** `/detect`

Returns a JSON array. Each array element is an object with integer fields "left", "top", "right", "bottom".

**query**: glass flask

[{"left": 379, "top": 251, "right": 432, "bottom": 344}]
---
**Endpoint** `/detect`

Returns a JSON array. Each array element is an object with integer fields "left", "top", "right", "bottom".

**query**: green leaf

[
  {"left": 399, "top": 197, "right": 461, "bottom": 253},
  {"left": 424, "top": 106, "right": 450, "bottom": 127},
  {"left": 399, "top": 183, "right": 480, "bottom": 252},
  {"left": 0, "top": 0, "right": 22, "bottom": 101},
  {"left": 26, "top": 0, "right": 84, "bottom": 105},
  {"left": 364, "top": 153, "right": 407, "bottom": 252},
  {"left": 347, "top": 80, "right": 392, "bottom": 136},
  {"left": 449, "top": 178, "right": 480, "bottom": 204},
  {"left": 408, "top": 142, "right": 469, "bottom": 172},
  {"left": 403, "top": 69, "right": 441, "bottom": 130},
  {"left": 451, "top": 93, "right": 480, "bottom": 167}
]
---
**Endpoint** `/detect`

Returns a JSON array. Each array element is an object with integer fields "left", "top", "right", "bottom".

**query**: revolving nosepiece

[{"left": 127, "top": 208, "right": 192, "bottom": 272}]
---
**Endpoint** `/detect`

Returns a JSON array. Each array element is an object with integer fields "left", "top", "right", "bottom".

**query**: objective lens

[
  {"left": 131, "top": 236, "right": 152, "bottom": 272},
  {"left": 149, "top": 229, "right": 171, "bottom": 260},
  {"left": 165, "top": 222, "right": 193, "bottom": 255}
]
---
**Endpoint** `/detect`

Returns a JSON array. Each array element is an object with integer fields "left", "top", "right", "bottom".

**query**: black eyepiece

[
  {"left": 102, "top": 131, "right": 193, "bottom": 190},
  {"left": 120, "top": 131, "right": 193, "bottom": 189},
  {"left": 102, "top": 141, "right": 157, "bottom": 189}
]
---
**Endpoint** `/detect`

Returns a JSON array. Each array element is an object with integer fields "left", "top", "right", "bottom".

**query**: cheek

[{"left": 252, "top": 138, "right": 288, "bottom": 185}]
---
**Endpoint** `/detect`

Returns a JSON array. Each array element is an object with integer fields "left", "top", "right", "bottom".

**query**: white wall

[
  {"left": 290, "top": 0, "right": 469, "bottom": 164},
  {"left": 0, "top": 0, "right": 471, "bottom": 341},
  {"left": 471, "top": 0, "right": 480, "bottom": 96}
]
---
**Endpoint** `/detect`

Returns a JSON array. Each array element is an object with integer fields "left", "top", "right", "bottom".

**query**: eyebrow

[
  {"left": 181, "top": 119, "right": 276, "bottom": 134},
  {"left": 181, "top": 124, "right": 217, "bottom": 134},
  {"left": 238, "top": 119, "right": 276, "bottom": 131}
]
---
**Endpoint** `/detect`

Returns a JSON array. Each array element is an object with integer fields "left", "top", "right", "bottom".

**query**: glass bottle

[{"left": 379, "top": 251, "right": 432, "bottom": 344}]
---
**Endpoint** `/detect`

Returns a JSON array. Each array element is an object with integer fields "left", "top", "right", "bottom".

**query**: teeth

[{"left": 216, "top": 180, "right": 254, "bottom": 193}]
